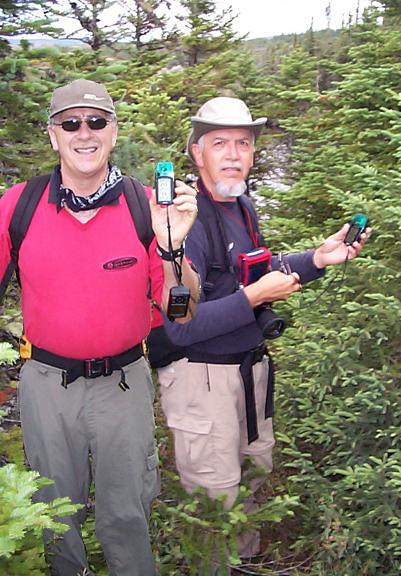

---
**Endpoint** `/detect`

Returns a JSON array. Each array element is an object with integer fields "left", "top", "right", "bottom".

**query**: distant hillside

[
  {"left": 5, "top": 27, "right": 343, "bottom": 62},
  {"left": 246, "top": 28, "right": 343, "bottom": 69},
  {"left": 7, "top": 37, "right": 85, "bottom": 48}
]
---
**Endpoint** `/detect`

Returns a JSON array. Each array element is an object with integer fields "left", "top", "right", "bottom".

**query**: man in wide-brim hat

[{"left": 150, "top": 96, "right": 369, "bottom": 565}]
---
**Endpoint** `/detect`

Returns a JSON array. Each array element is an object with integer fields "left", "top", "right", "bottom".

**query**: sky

[
  {"left": 19, "top": 0, "right": 376, "bottom": 41},
  {"left": 215, "top": 0, "right": 374, "bottom": 39}
]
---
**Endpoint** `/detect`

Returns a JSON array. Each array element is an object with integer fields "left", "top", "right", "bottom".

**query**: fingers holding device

[{"left": 344, "top": 213, "right": 369, "bottom": 246}]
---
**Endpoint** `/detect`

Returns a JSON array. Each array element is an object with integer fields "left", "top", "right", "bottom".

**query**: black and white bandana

[{"left": 57, "top": 165, "right": 123, "bottom": 212}]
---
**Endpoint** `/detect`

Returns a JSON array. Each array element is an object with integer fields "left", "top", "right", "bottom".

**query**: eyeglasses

[{"left": 52, "top": 116, "right": 113, "bottom": 132}]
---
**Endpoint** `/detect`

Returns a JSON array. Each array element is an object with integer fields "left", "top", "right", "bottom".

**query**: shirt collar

[{"left": 48, "top": 164, "right": 120, "bottom": 207}]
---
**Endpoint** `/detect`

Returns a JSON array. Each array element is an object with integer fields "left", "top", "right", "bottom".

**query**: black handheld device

[
  {"left": 167, "top": 285, "right": 191, "bottom": 319},
  {"left": 344, "top": 213, "right": 369, "bottom": 245},
  {"left": 155, "top": 161, "right": 175, "bottom": 205}
]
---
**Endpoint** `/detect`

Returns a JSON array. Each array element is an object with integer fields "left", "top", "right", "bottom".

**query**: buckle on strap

[
  {"left": 84, "top": 357, "right": 112, "bottom": 379},
  {"left": 252, "top": 345, "right": 266, "bottom": 364}
]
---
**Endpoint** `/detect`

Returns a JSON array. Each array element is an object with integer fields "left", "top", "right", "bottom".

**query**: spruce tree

[
  {"left": 115, "top": 0, "right": 172, "bottom": 50},
  {"left": 256, "top": 5, "right": 401, "bottom": 573},
  {"left": 51, "top": 0, "right": 119, "bottom": 51},
  {"left": 0, "top": 0, "right": 60, "bottom": 54},
  {"left": 177, "top": 0, "right": 240, "bottom": 66}
]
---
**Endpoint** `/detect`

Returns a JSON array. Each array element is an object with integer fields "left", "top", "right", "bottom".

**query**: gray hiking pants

[{"left": 19, "top": 357, "right": 159, "bottom": 576}]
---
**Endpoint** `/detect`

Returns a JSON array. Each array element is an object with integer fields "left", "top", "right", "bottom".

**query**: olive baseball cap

[
  {"left": 187, "top": 97, "right": 267, "bottom": 162},
  {"left": 49, "top": 79, "right": 115, "bottom": 118}
]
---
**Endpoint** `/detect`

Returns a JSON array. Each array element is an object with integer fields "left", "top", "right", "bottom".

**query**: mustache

[{"left": 220, "top": 163, "right": 243, "bottom": 170}]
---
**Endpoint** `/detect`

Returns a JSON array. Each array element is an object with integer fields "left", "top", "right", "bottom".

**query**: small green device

[
  {"left": 155, "top": 161, "right": 175, "bottom": 205},
  {"left": 344, "top": 213, "right": 369, "bottom": 245}
]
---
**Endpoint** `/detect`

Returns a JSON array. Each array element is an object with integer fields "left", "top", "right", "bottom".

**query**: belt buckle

[{"left": 84, "top": 357, "right": 112, "bottom": 379}]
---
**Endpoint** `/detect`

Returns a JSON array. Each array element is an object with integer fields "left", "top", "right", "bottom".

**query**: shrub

[{"left": 0, "top": 464, "right": 81, "bottom": 575}]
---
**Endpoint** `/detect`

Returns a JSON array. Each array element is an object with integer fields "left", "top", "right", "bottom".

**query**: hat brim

[
  {"left": 49, "top": 102, "right": 115, "bottom": 118},
  {"left": 186, "top": 117, "right": 267, "bottom": 163}
]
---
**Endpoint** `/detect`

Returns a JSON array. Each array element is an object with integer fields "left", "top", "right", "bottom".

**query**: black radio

[{"left": 167, "top": 285, "right": 190, "bottom": 320}]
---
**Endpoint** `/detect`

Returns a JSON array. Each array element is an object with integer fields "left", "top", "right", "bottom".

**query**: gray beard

[{"left": 215, "top": 180, "right": 247, "bottom": 198}]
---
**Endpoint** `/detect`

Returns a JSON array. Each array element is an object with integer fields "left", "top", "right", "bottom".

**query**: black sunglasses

[{"left": 53, "top": 116, "right": 113, "bottom": 132}]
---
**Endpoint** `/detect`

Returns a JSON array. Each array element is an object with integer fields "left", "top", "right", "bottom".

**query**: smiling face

[
  {"left": 191, "top": 128, "right": 255, "bottom": 201},
  {"left": 48, "top": 107, "right": 118, "bottom": 192}
]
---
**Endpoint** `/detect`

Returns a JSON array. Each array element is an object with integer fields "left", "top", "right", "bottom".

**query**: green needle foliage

[
  {"left": 256, "top": 7, "right": 401, "bottom": 575},
  {"left": 0, "top": 464, "right": 81, "bottom": 575},
  {"left": 0, "top": 342, "right": 18, "bottom": 366},
  {"left": 151, "top": 467, "right": 299, "bottom": 575}
]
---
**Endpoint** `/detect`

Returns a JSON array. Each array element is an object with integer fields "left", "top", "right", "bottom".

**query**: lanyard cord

[
  {"left": 240, "top": 200, "right": 259, "bottom": 248},
  {"left": 199, "top": 180, "right": 259, "bottom": 246},
  {"left": 298, "top": 248, "right": 351, "bottom": 307},
  {"left": 217, "top": 199, "right": 259, "bottom": 248},
  {"left": 166, "top": 206, "right": 183, "bottom": 285}
]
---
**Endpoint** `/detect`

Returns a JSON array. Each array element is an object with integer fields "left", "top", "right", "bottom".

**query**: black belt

[
  {"left": 187, "top": 345, "right": 275, "bottom": 445},
  {"left": 30, "top": 343, "right": 144, "bottom": 390}
]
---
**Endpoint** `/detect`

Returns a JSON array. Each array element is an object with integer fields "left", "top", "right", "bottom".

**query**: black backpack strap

[
  {"left": 122, "top": 176, "right": 154, "bottom": 251},
  {"left": 196, "top": 193, "right": 231, "bottom": 273},
  {"left": 196, "top": 182, "right": 262, "bottom": 297},
  {"left": 0, "top": 174, "right": 50, "bottom": 302}
]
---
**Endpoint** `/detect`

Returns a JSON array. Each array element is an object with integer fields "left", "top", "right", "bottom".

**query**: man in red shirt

[{"left": 0, "top": 79, "right": 198, "bottom": 576}]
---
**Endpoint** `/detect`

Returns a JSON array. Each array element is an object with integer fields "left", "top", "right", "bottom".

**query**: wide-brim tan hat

[
  {"left": 49, "top": 79, "right": 115, "bottom": 118},
  {"left": 187, "top": 97, "right": 267, "bottom": 163}
]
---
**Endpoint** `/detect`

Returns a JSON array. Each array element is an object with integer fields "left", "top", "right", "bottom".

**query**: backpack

[{"left": 0, "top": 174, "right": 153, "bottom": 303}]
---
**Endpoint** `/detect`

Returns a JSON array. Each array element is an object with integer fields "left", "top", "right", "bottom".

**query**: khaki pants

[
  {"left": 158, "top": 357, "right": 275, "bottom": 557},
  {"left": 19, "top": 357, "right": 159, "bottom": 576}
]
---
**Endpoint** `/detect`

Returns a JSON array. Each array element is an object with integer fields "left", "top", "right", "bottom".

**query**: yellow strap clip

[{"left": 19, "top": 335, "right": 32, "bottom": 360}]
